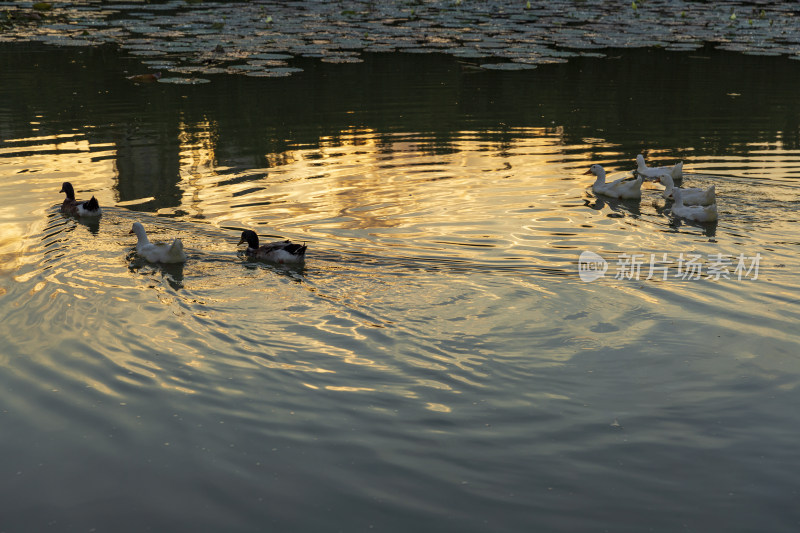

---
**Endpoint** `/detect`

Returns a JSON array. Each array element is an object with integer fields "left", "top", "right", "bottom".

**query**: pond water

[{"left": 1, "top": 42, "right": 799, "bottom": 532}]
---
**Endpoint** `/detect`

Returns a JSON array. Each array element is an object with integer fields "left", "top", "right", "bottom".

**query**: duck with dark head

[
  {"left": 238, "top": 230, "right": 307, "bottom": 264},
  {"left": 59, "top": 182, "right": 101, "bottom": 217}
]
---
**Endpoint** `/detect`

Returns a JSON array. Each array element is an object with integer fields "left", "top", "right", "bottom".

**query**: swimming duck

[
  {"left": 129, "top": 222, "right": 187, "bottom": 263},
  {"left": 635, "top": 154, "right": 683, "bottom": 181},
  {"left": 238, "top": 230, "right": 307, "bottom": 264},
  {"left": 584, "top": 164, "right": 643, "bottom": 199},
  {"left": 60, "top": 182, "right": 102, "bottom": 217},
  {"left": 671, "top": 188, "right": 718, "bottom": 222},
  {"left": 659, "top": 173, "right": 716, "bottom": 205}
]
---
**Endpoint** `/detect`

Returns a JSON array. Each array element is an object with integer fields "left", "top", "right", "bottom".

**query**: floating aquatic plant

[
  {"left": 1, "top": 0, "right": 797, "bottom": 81},
  {"left": 158, "top": 76, "right": 210, "bottom": 84},
  {"left": 480, "top": 62, "right": 536, "bottom": 70}
]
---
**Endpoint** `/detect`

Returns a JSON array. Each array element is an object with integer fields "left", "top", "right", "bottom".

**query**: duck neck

[{"left": 594, "top": 172, "right": 606, "bottom": 186}]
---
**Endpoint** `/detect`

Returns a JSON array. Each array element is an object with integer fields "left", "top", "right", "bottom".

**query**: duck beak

[
  {"left": 59, "top": 186, "right": 65, "bottom": 193},
  {"left": 237, "top": 238, "right": 246, "bottom": 246},
  {"left": 129, "top": 229, "right": 134, "bottom": 234},
  {"left": 583, "top": 169, "right": 593, "bottom": 175}
]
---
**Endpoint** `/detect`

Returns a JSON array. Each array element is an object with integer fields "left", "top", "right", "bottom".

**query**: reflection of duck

[
  {"left": 238, "top": 230, "right": 307, "bottom": 264},
  {"left": 659, "top": 174, "right": 715, "bottom": 205},
  {"left": 671, "top": 188, "right": 718, "bottom": 222},
  {"left": 583, "top": 194, "right": 642, "bottom": 217},
  {"left": 636, "top": 154, "right": 683, "bottom": 181},
  {"left": 60, "top": 182, "right": 101, "bottom": 217},
  {"left": 129, "top": 222, "right": 187, "bottom": 263},
  {"left": 584, "top": 164, "right": 642, "bottom": 199}
]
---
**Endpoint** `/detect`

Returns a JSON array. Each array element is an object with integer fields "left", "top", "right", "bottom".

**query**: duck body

[
  {"left": 129, "top": 222, "right": 187, "bottom": 263},
  {"left": 659, "top": 174, "right": 715, "bottom": 205},
  {"left": 636, "top": 154, "right": 683, "bottom": 181},
  {"left": 671, "top": 188, "right": 718, "bottom": 222},
  {"left": 238, "top": 230, "right": 306, "bottom": 264},
  {"left": 585, "top": 164, "right": 643, "bottom": 199},
  {"left": 60, "top": 182, "right": 102, "bottom": 217}
]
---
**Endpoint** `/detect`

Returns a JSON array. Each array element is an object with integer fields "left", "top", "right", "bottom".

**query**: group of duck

[
  {"left": 59, "top": 182, "right": 307, "bottom": 265},
  {"left": 584, "top": 154, "right": 718, "bottom": 222},
  {"left": 58, "top": 155, "right": 710, "bottom": 265}
]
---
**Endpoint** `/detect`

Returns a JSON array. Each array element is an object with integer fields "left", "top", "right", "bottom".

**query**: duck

[
  {"left": 60, "top": 182, "right": 102, "bottom": 217},
  {"left": 238, "top": 230, "right": 307, "bottom": 264},
  {"left": 129, "top": 222, "right": 187, "bottom": 263},
  {"left": 659, "top": 173, "right": 716, "bottom": 205},
  {"left": 584, "top": 164, "right": 643, "bottom": 199},
  {"left": 671, "top": 188, "right": 718, "bottom": 222},
  {"left": 635, "top": 154, "right": 683, "bottom": 181}
]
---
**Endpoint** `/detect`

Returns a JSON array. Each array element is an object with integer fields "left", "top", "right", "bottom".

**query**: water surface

[{"left": 1, "top": 43, "right": 799, "bottom": 532}]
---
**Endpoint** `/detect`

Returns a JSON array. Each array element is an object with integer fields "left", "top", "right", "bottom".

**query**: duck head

[
  {"left": 59, "top": 182, "right": 76, "bottom": 199},
  {"left": 238, "top": 230, "right": 260, "bottom": 249},
  {"left": 584, "top": 164, "right": 605, "bottom": 179}
]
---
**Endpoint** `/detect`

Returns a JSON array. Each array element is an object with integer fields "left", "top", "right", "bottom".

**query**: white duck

[
  {"left": 129, "top": 222, "right": 187, "bottom": 263},
  {"left": 636, "top": 154, "right": 683, "bottom": 181},
  {"left": 671, "top": 188, "right": 718, "bottom": 222},
  {"left": 584, "top": 164, "right": 643, "bottom": 199},
  {"left": 238, "top": 230, "right": 307, "bottom": 264},
  {"left": 659, "top": 173, "right": 716, "bottom": 205}
]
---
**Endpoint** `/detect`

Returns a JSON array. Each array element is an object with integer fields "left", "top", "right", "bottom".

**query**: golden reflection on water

[
  {"left": 2, "top": 119, "right": 797, "bottom": 284},
  {"left": 169, "top": 125, "right": 576, "bottom": 235},
  {"left": 2, "top": 116, "right": 800, "bottom": 415}
]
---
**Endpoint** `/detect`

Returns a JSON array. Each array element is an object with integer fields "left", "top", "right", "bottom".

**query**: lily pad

[
  {"left": 157, "top": 76, "right": 211, "bottom": 84},
  {"left": 320, "top": 55, "right": 364, "bottom": 64},
  {"left": 249, "top": 52, "right": 293, "bottom": 60},
  {"left": 244, "top": 67, "right": 303, "bottom": 78}
]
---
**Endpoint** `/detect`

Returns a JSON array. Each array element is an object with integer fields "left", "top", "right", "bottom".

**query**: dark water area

[{"left": 1, "top": 41, "right": 799, "bottom": 532}]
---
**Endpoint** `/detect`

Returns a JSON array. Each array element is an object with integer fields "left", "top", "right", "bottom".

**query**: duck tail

[
  {"left": 285, "top": 242, "right": 307, "bottom": 256},
  {"left": 672, "top": 161, "right": 683, "bottom": 178},
  {"left": 85, "top": 196, "right": 100, "bottom": 212},
  {"left": 169, "top": 238, "right": 184, "bottom": 255}
]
